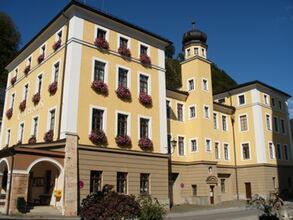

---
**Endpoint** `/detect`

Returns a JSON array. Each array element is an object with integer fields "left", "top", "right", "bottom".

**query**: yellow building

[{"left": 0, "top": 0, "right": 292, "bottom": 216}]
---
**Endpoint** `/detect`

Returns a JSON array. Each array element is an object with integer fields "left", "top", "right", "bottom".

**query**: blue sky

[{"left": 1, "top": 0, "right": 293, "bottom": 118}]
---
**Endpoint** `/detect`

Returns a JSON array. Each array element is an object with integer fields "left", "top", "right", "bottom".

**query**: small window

[
  {"left": 139, "top": 74, "right": 149, "bottom": 94},
  {"left": 279, "top": 101, "right": 282, "bottom": 110},
  {"left": 178, "top": 136, "right": 185, "bottom": 156},
  {"left": 190, "top": 139, "right": 197, "bottom": 152},
  {"left": 274, "top": 117, "right": 279, "bottom": 132},
  {"left": 49, "top": 109, "right": 56, "bottom": 131},
  {"left": 202, "top": 79, "right": 208, "bottom": 91},
  {"left": 192, "top": 184, "right": 197, "bottom": 196},
  {"left": 271, "top": 98, "right": 275, "bottom": 107},
  {"left": 19, "top": 123, "right": 24, "bottom": 142},
  {"left": 218, "top": 98, "right": 225, "bottom": 104},
  {"left": 188, "top": 79, "right": 194, "bottom": 91},
  {"left": 284, "top": 145, "right": 289, "bottom": 160},
  {"left": 117, "top": 113, "right": 128, "bottom": 136},
  {"left": 37, "top": 74, "right": 42, "bottom": 93},
  {"left": 194, "top": 48, "right": 198, "bottom": 55},
  {"left": 97, "top": 28, "right": 106, "bottom": 39},
  {"left": 117, "top": 172, "right": 127, "bottom": 194},
  {"left": 92, "top": 109, "right": 104, "bottom": 131},
  {"left": 177, "top": 104, "right": 183, "bottom": 121},
  {"left": 186, "top": 48, "right": 190, "bottom": 56},
  {"left": 201, "top": 48, "right": 205, "bottom": 56},
  {"left": 221, "top": 179, "right": 225, "bottom": 193},
  {"left": 189, "top": 106, "right": 196, "bottom": 119},
  {"left": 204, "top": 106, "right": 210, "bottom": 119},
  {"left": 281, "top": 119, "right": 286, "bottom": 134},
  {"left": 41, "top": 45, "right": 46, "bottom": 56},
  {"left": 238, "top": 95, "right": 245, "bottom": 105},
  {"left": 53, "top": 62, "right": 60, "bottom": 82},
  {"left": 140, "top": 118, "right": 149, "bottom": 138},
  {"left": 266, "top": 114, "right": 272, "bottom": 131},
  {"left": 11, "top": 93, "right": 15, "bottom": 108},
  {"left": 213, "top": 113, "right": 218, "bottom": 129},
  {"left": 15, "top": 68, "right": 18, "bottom": 77},
  {"left": 57, "top": 30, "right": 62, "bottom": 41},
  {"left": 119, "top": 37, "right": 128, "bottom": 48},
  {"left": 242, "top": 143, "right": 250, "bottom": 160},
  {"left": 24, "top": 84, "right": 29, "bottom": 100},
  {"left": 276, "top": 144, "right": 282, "bottom": 160},
  {"left": 28, "top": 57, "right": 32, "bottom": 66},
  {"left": 215, "top": 142, "right": 220, "bottom": 159},
  {"left": 118, "top": 67, "right": 128, "bottom": 88},
  {"left": 90, "top": 171, "right": 102, "bottom": 193},
  {"left": 264, "top": 94, "right": 268, "bottom": 105},
  {"left": 140, "top": 173, "right": 149, "bottom": 195},
  {"left": 240, "top": 115, "right": 248, "bottom": 131},
  {"left": 6, "top": 129, "right": 11, "bottom": 146},
  {"left": 222, "top": 115, "right": 227, "bottom": 131},
  {"left": 166, "top": 101, "right": 171, "bottom": 119},
  {"left": 140, "top": 45, "right": 148, "bottom": 56},
  {"left": 94, "top": 61, "right": 105, "bottom": 82},
  {"left": 224, "top": 144, "right": 229, "bottom": 160},
  {"left": 33, "top": 116, "right": 38, "bottom": 136},
  {"left": 269, "top": 142, "right": 275, "bottom": 160},
  {"left": 206, "top": 139, "right": 211, "bottom": 152}
]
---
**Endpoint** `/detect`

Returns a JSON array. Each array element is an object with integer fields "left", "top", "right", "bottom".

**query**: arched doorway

[
  {"left": 26, "top": 159, "right": 63, "bottom": 209},
  {"left": 0, "top": 159, "right": 9, "bottom": 204}
]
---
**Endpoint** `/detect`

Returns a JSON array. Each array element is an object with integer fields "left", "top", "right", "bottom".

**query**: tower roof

[{"left": 182, "top": 22, "right": 207, "bottom": 48}]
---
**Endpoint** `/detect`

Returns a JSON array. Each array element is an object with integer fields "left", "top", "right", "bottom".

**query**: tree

[
  {"left": 0, "top": 12, "right": 21, "bottom": 86},
  {"left": 165, "top": 44, "right": 175, "bottom": 59},
  {"left": 165, "top": 58, "right": 181, "bottom": 89}
]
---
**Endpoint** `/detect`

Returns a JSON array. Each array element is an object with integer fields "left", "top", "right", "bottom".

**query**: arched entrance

[
  {"left": 26, "top": 158, "right": 63, "bottom": 209},
  {"left": 0, "top": 159, "right": 9, "bottom": 205}
]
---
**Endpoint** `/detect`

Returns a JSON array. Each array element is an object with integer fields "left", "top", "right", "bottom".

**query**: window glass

[
  {"left": 240, "top": 115, "right": 248, "bottom": 131},
  {"left": 117, "top": 172, "right": 127, "bottom": 194},
  {"left": 117, "top": 114, "right": 127, "bottom": 136},
  {"left": 178, "top": 137, "right": 184, "bottom": 156},
  {"left": 92, "top": 109, "right": 104, "bottom": 131},
  {"left": 90, "top": 171, "right": 102, "bottom": 193},
  {"left": 140, "top": 173, "right": 149, "bottom": 195}
]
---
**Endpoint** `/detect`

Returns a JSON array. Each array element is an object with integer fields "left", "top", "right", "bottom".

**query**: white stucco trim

[
  {"left": 0, "top": 158, "right": 10, "bottom": 172},
  {"left": 116, "top": 64, "right": 131, "bottom": 90},
  {"left": 238, "top": 113, "right": 249, "bottom": 133},
  {"left": 93, "top": 24, "right": 109, "bottom": 42},
  {"left": 158, "top": 70, "right": 167, "bottom": 153},
  {"left": 91, "top": 57, "right": 109, "bottom": 83},
  {"left": 177, "top": 134, "right": 186, "bottom": 157},
  {"left": 26, "top": 157, "right": 64, "bottom": 174},
  {"left": 89, "top": 105, "right": 107, "bottom": 134},
  {"left": 0, "top": 89, "right": 9, "bottom": 147},
  {"left": 240, "top": 141, "right": 252, "bottom": 161},
  {"left": 117, "top": 33, "right": 131, "bottom": 50},
  {"left": 205, "top": 138, "right": 212, "bottom": 153},
  {"left": 137, "top": 72, "right": 151, "bottom": 98},
  {"left": 115, "top": 110, "right": 131, "bottom": 136},
  {"left": 51, "top": 59, "right": 61, "bottom": 83},
  {"left": 189, "top": 138, "right": 198, "bottom": 153}
]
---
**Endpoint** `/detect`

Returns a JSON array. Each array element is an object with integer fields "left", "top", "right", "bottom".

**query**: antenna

[{"left": 188, "top": 16, "right": 196, "bottom": 30}]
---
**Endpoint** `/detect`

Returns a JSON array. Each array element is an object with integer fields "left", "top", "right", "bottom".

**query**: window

[
  {"left": 41, "top": 45, "right": 46, "bottom": 56},
  {"left": 201, "top": 48, "right": 205, "bottom": 56},
  {"left": 117, "top": 113, "right": 128, "bottom": 136},
  {"left": 119, "top": 37, "right": 128, "bottom": 48},
  {"left": 140, "top": 118, "right": 149, "bottom": 138},
  {"left": 276, "top": 144, "right": 282, "bottom": 160},
  {"left": 178, "top": 136, "right": 185, "bottom": 156},
  {"left": 194, "top": 48, "right": 198, "bottom": 55},
  {"left": 57, "top": 30, "right": 62, "bottom": 41},
  {"left": 24, "top": 84, "right": 29, "bottom": 100},
  {"left": 202, "top": 79, "right": 208, "bottom": 91},
  {"left": 213, "top": 113, "right": 218, "bottom": 129},
  {"left": 53, "top": 62, "right": 60, "bottom": 82},
  {"left": 281, "top": 119, "right": 286, "bottom": 134},
  {"left": 222, "top": 115, "right": 227, "bottom": 131},
  {"left": 204, "top": 105, "right": 210, "bottom": 119},
  {"left": 90, "top": 171, "right": 102, "bottom": 193},
  {"left": 284, "top": 145, "right": 289, "bottom": 160},
  {"left": 94, "top": 60, "right": 105, "bottom": 82},
  {"left": 264, "top": 94, "right": 268, "bottom": 105},
  {"left": 220, "top": 179, "right": 225, "bottom": 193},
  {"left": 187, "top": 48, "right": 190, "bottom": 56},
  {"left": 242, "top": 143, "right": 250, "bottom": 160},
  {"left": 189, "top": 106, "right": 196, "bottom": 119},
  {"left": 271, "top": 98, "right": 275, "bottom": 107},
  {"left": 11, "top": 93, "right": 15, "bottom": 108},
  {"left": 188, "top": 79, "right": 194, "bottom": 91},
  {"left": 166, "top": 100, "right": 171, "bottom": 119},
  {"left": 6, "top": 129, "right": 11, "bottom": 146},
  {"left": 238, "top": 95, "right": 245, "bottom": 105},
  {"left": 140, "top": 45, "right": 148, "bottom": 55},
  {"left": 266, "top": 114, "right": 272, "bottom": 131},
  {"left": 37, "top": 74, "right": 42, "bottom": 93},
  {"left": 269, "top": 142, "right": 275, "bottom": 160},
  {"left": 117, "top": 172, "right": 127, "bottom": 194},
  {"left": 177, "top": 104, "right": 183, "bottom": 121},
  {"left": 218, "top": 98, "right": 225, "bottom": 104},
  {"left": 97, "top": 28, "right": 106, "bottom": 39},
  {"left": 190, "top": 139, "right": 197, "bottom": 152},
  {"left": 205, "top": 139, "right": 211, "bottom": 152},
  {"left": 49, "top": 109, "right": 55, "bottom": 131},
  {"left": 279, "top": 101, "right": 282, "bottom": 110},
  {"left": 140, "top": 173, "right": 149, "bottom": 195},
  {"left": 15, "top": 68, "right": 18, "bottom": 77},
  {"left": 224, "top": 144, "right": 229, "bottom": 160},
  {"left": 92, "top": 109, "right": 104, "bottom": 131},
  {"left": 28, "top": 57, "right": 32, "bottom": 66},
  {"left": 139, "top": 74, "right": 148, "bottom": 94},
  {"left": 19, "top": 123, "right": 24, "bottom": 142},
  {"left": 192, "top": 184, "right": 197, "bottom": 196},
  {"left": 274, "top": 117, "right": 279, "bottom": 132},
  {"left": 239, "top": 115, "right": 248, "bottom": 131},
  {"left": 33, "top": 116, "right": 38, "bottom": 136},
  {"left": 215, "top": 142, "right": 220, "bottom": 159},
  {"left": 118, "top": 67, "right": 128, "bottom": 88}
]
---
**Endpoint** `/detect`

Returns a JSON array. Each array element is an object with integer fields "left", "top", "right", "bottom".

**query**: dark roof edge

[
  {"left": 213, "top": 80, "right": 291, "bottom": 98},
  {"left": 166, "top": 88, "right": 189, "bottom": 96},
  {"left": 213, "top": 102, "right": 235, "bottom": 110}
]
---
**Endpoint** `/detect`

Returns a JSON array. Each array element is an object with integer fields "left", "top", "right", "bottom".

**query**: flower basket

[
  {"left": 53, "top": 39, "right": 61, "bottom": 51},
  {"left": 24, "top": 65, "right": 30, "bottom": 75},
  {"left": 116, "top": 86, "right": 131, "bottom": 101},
  {"left": 118, "top": 46, "right": 131, "bottom": 58},
  {"left": 32, "top": 93, "right": 40, "bottom": 105},
  {"left": 19, "top": 100, "right": 26, "bottom": 112},
  {"left": 89, "top": 129, "right": 108, "bottom": 145},
  {"left": 94, "top": 38, "right": 109, "bottom": 50},
  {"left": 115, "top": 135, "right": 132, "bottom": 147},
  {"left": 28, "top": 135, "right": 36, "bottom": 144},
  {"left": 44, "top": 130, "right": 53, "bottom": 142},
  {"left": 48, "top": 81, "right": 58, "bottom": 95},
  {"left": 139, "top": 92, "right": 152, "bottom": 106},
  {"left": 140, "top": 53, "right": 151, "bottom": 65},
  {"left": 138, "top": 137, "right": 153, "bottom": 151},
  {"left": 6, "top": 108, "right": 13, "bottom": 119},
  {"left": 10, "top": 76, "right": 17, "bottom": 86},
  {"left": 38, "top": 54, "right": 45, "bottom": 63},
  {"left": 91, "top": 80, "right": 108, "bottom": 95}
]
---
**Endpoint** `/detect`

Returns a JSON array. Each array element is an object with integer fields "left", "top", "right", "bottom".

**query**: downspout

[
  {"left": 6, "top": 148, "right": 14, "bottom": 215},
  {"left": 228, "top": 92, "right": 239, "bottom": 200}
]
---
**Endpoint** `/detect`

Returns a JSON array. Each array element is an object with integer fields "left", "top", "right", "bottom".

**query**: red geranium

[
  {"left": 118, "top": 46, "right": 131, "bottom": 57},
  {"left": 91, "top": 80, "right": 108, "bottom": 95},
  {"left": 140, "top": 53, "right": 151, "bottom": 65},
  {"left": 138, "top": 136, "right": 153, "bottom": 151},
  {"left": 44, "top": 130, "right": 53, "bottom": 142},
  {"left": 116, "top": 86, "right": 131, "bottom": 101},
  {"left": 115, "top": 135, "right": 132, "bottom": 147},
  {"left": 53, "top": 39, "right": 61, "bottom": 51},
  {"left": 10, "top": 76, "right": 17, "bottom": 86},
  {"left": 89, "top": 129, "right": 108, "bottom": 145},
  {"left": 139, "top": 92, "right": 152, "bottom": 106},
  {"left": 6, "top": 108, "right": 13, "bottom": 119},
  {"left": 38, "top": 54, "right": 45, "bottom": 63},
  {"left": 28, "top": 135, "right": 37, "bottom": 144},
  {"left": 48, "top": 81, "right": 58, "bottom": 95},
  {"left": 94, "top": 38, "right": 109, "bottom": 50},
  {"left": 32, "top": 93, "right": 40, "bottom": 105},
  {"left": 19, "top": 100, "right": 26, "bottom": 112},
  {"left": 24, "top": 65, "right": 30, "bottom": 74}
]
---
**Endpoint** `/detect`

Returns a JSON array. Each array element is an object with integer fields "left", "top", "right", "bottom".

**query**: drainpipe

[
  {"left": 6, "top": 148, "right": 14, "bottom": 215},
  {"left": 228, "top": 92, "right": 240, "bottom": 200}
]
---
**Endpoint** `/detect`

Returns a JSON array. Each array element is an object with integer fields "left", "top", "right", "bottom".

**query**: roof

[
  {"left": 213, "top": 80, "right": 291, "bottom": 98},
  {"left": 7, "top": 0, "right": 172, "bottom": 70},
  {"left": 166, "top": 88, "right": 189, "bottom": 96}
]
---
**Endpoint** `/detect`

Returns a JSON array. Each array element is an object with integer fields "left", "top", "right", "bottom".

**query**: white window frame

[
  {"left": 237, "top": 94, "right": 246, "bottom": 106},
  {"left": 51, "top": 59, "right": 61, "bottom": 83},
  {"left": 39, "top": 42, "right": 47, "bottom": 56},
  {"left": 239, "top": 114, "right": 249, "bottom": 132},
  {"left": 264, "top": 94, "right": 269, "bottom": 105},
  {"left": 276, "top": 143, "right": 282, "bottom": 160},
  {"left": 138, "top": 115, "right": 152, "bottom": 139},
  {"left": 18, "top": 121, "right": 25, "bottom": 142},
  {"left": 201, "top": 78, "right": 209, "bottom": 91},
  {"left": 190, "top": 138, "right": 198, "bottom": 153},
  {"left": 176, "top": 101, "right": 185, "bottom": 122},
  {"left": 222, "top": 114, "right": 228, "bottom": 131},
  {"left": 115, "top": 110, "right": 131, "bottom": 136},
  {"left": 186, "top": 48, "right": 190, "bottom": 57},
  {"left": 188, "top": 105, "right": 196, "bottom": 120},
  {"left": 215, "top": 141, "right": 220, "bottom": 160},
  {"left": 265, "top": 113, "right": 272, "bottom": 131},
  {"left": 91, "top": 57, "right": 108, "bottom": 84},
  {"left": 268, "top": 141, "right": 275, "bottom": 160},
  {"left": 241, "top": 142, "right": 251, "bottom": 160},
  {"left": 117, "top": 33, "right": 131, "bottom": 49},
  {"left": 10, "top": 92, "right": 16, "bottom": 108},
  {"left": 47, "top": 106, "right": 57, "bottom": 132},
  {"left": 177, "top": 135, "right": 186, "bottom": 157},
  {"left": 194, "top": 47, "right": 199, "bottom": 55},
  {"left": 205, "top": 138, "right": 212, "bottom": 153},
  {"left": 223, "top": 143, "right": 230, "bottom": 161},
  {"left": 55, "top": 27, "right": 64, "bottom": 42},
  {"left": 89, "top": 105, "right": 107, "bottom": 135},
  {"left": 94, "top": 25, "right": 109, "bottom": 41},
  {"left": 31, "top": 114, "right": 40, "bottom": 137},
  {"left": 14, "top": 67, "right": 19, "bottom": 77},
  {"left": 138, "top": 42, "right": 151, "bottom": 57},
  {"left": 27, "top": 55, "right": 32, "bottom": 66},
  {"left": 187, "top": 77, "right": 195, "bottom": 91},
  {"left": 280, "top": 118, "right": 286, "bottom": 135},
  {"left": 22, "top": 82, "right": 29, "bottom": 101},
  {"left": 137, "top": 72, "right": 151, "bottom": 97},
  {"left": 5, "top": 128, "right": 11, "bottom": 146},
  {"left": 203, "top": 105, "right": 210, "bottom": 119},
  {"left": 116, "top": 64, "right": 131, "bottom": 90},
  {"left": 213, "top": 112, "right": 218, "bottom": 130},
  {"left": 35, "top": 72, "right": 44, "bottom": 94}
]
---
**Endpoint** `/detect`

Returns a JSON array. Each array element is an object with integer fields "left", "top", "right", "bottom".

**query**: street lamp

[{"left": 169, "top": 139, "right": 177, "bottom": 154}]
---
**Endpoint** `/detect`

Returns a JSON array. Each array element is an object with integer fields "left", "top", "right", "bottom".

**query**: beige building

[{"left": 0, "top": 0, "right": 292, "bottom": 216}]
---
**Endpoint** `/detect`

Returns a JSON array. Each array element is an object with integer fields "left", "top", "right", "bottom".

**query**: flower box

[
  {"left": 139, "top": 92, "right": 152, "bottom": 106},
  {"left": 116, "top": 86, "right": 131, "bottom": 101},
  {"left": 94, "top": 38, "right": 109, "bottom": 50},
  {"left": 53, "top": 39, "right": 61, "bottom": 51},
  {"left": 6, "top": 108, "right": 13, "bottom": 119},
  {"left": 115, "top": 135, "right": 132, "bottom": 147},
  {"left": 89, "top": 129, "right": 108, "bottom": 145},
  {"left": 19, "top": 100, "right": 26, "bottom": 112},
  {"left": 10, "top": 76, "right": 17, "bottom": 86},
  {"left": 48, "top": 81, "right": 58, "bottom": 95},
  {"left": 118, "top": 46, "right": 131, "bottom": 57},
  {"left": 138, "top": 137, "right": 153, "bottom": 151},
  {"left": 91, "top": 80, "right": 108, "bottom": 95},
  {"left": 38, "top": 54, "right": 45, "bottom": 63},
  {"left": 140, "top": 53, "right": 151, "bottom": 65},
  {"left": 28, "top": 135, "right": 36, "bottom": 144},
  {"left": 24, "top": 65, "right": 30, "bottom": 74},
  {"left": 44, "top": 130, "right": 53, "bottom": 142},
  {"left": 32, "top": 93, "right": 40, "bottom": 105}
]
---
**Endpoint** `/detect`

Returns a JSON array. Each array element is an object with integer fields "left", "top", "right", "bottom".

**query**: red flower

[
  {"left": 44, "top": 130, "right": 53, "bottom": 142},
  {"left": 19, "top": 100, "right": 26, "bottom": 112},
  {"left": 139, "top": 92, "right": 152, "bottom": 106},
  {"left": 6, "top": 108, "right": 13, "bottom": 119},
  {"left": 48, "top": 81, "right": 58, "bottom": 95},
  {"left": 89, "top": 129, "right": 108, "bottom": 145},
  {"left": 140, "top": 53, "right": 151, "bottom": 65},
  {"left": 115, "top": 135, "right": 132, "bottom": 147},
  {"left": 138, "top": 137, "right": 153, "bottom": 151},
  {"left": 53, "top": 39, "right": 61, "bottom": 51},
  {"left": 28, "top": 135, "right": 36, "bottom": 144},
  {"left": 10, "top": 76, "right": 17, "bottom": 86},
  {"left": 24, "top": 65, "right": 30, "bottom": 74},
  {"left": 116, "top": 86, "right": 131, "bottom": 100},
  {"left": 32, "top": 93, "right": 40, "bottom": 105},
  {"left": 91, "top": 80, "right": 108, "bottom": 95},
  {"left": 94, "top": 38, "right": 109, "bottom": 50},
  {"left": 38, "top": 54, "right": 45, "bottom": 63},
  {"left": 118, "top": 46, "right": 131, "bottom": 57}
]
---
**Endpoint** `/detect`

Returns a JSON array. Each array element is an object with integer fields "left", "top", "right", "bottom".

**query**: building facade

[{"left": 0, "top": 0, "right": 292, "bottom": 216}]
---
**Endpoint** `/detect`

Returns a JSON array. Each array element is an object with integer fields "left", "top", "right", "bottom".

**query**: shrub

[
  {"left": 138, "top": 137, "right": 153, "bottom": 151},
  {"left": 139, "top": 92, "right": 152, "bottom": 106},
  {"left": 53, "top": 39, "right": 61, "bottom": 51},
  {"left": 32, "top": 93, "right": 40, "bottom": 105},
  {"left": 91, "top": 80, "right": 108, "bottom": 95},
  {"left": 44, "top": 130, "right": 53, "bottom": 142},
  {"left": 140, "top": 53, "right": 151, "bottom": 65},
  {"left": 6, "top": 108, "right": 13, "bottom": 119},
  {"left": 89, "top": 130, "right": 107, "bottom": 145},
  {"left": 116, "top": 86, "right": 131, "bottom": 101},
  {"left": 19, "top": 100, "right": 26, "bottom": 112},
  {"left": 94, "top": 38, "right": 109, "bottom": 50},
  {"left": 28, "top": 135, "right": 36, "bottom": 144},
  {"left": 115, "top": 135, "right": 132, "bottom": 147},
  {"left": 138, "top": 195, "right": 167, "bottom": 220},
  {"left": 24, "top": 65, "right": 30, "bottom": 75},
  {"left": 10, "top": 76, "right": 17, "bottom": 86},
  {"left": 38, "top": 54, "right": 45, "bottom": 63},
  {"left": 80, "top": 184, "right": 141, "bottom": 220},
  {"left": 48, "top": 81, "right": 58, "bottom": 95},
  {"left": 118, "top": 46, "right": 131, "bottom": 57}
]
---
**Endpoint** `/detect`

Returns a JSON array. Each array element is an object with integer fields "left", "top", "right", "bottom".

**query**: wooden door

[{"left": 245, "top": 182, "right": 252, "bottom": 199}]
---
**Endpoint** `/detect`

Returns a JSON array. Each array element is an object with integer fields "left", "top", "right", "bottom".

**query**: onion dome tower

[{"left": 182, "top": 21, "right": 208, "bottom": 60}]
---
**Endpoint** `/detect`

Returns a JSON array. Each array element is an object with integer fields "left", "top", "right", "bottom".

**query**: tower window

[
  {"left": 187, "top": 49, "right": 190, "bottom": 56},
  {"left": 238, "top": 95, "right": 245, "bottom": 105},
  {"left": 202, "top": 79, "right": 208, "bottom": 91},
  {"left": 194, "top": 48, "right": 198, "bottom": 55},
  {"left": 201, "top": 48, "right": 205, "bottom": 56}
]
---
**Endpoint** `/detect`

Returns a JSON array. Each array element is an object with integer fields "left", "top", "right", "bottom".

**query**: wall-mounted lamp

[{"left": 168, "top": 139, "right": 177, "bottom": 154}]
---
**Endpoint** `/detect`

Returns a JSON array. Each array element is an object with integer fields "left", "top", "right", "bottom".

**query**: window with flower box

[
  {"left": 32, "top": 116, "right": 38, "bottom": 136},
  {"left": 92, "top": 109, "right": 104, "bottom": 131},
  {"left": 140, "top": 173, "right": 149, "bottom": 195},
  {"left": 140, "top": 45, "right": 148, "bottom": 56},
  {"left": 19, "top": 123, "right": 24, "bottom": 143},
  {"left": 140, "top": 118, "right": 149, "bottom": 138},
  {"left": 97, "top": 28, "right": 106, "bottom": 39},
  {"left": 11, "top": 93, "right": 15, "bottom": 108},
  {"left": 117, "top": 113, "right": 128, "bottom": 136},
  {"left": 94, "top": 61, "right": 105, "bottom": 82},
  {"left": 139, "top": 75, "right": 148, "bottom": 94},
  {"left": 53, "top": 62, "right": 60, "bottom": 82},
  {"left": 117, "top": 172, "right": 127, "bottom": 194},
  {"left": 49, "top": 109, "right": 55, "bottom": 131},
  {"left": 37, "top": 74, "right": 43, "bottom": 94},
  {"left": 23, "top": 84, "right": 29, "bottom": 100},
  {"left": 90, "top": 171, "right": 102, "bottom": 193},
  {"left": 120, "top": 37, "right": 128, "bottom": 48},
  {"left": 6, "top": 129, "right": 11, "bottom": 146},
  {"left": 57, "top": 30, "right": 62, "bottom": 41},
  {"left": 118, "top": 68, "right": 128, "bottom": 88}
]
